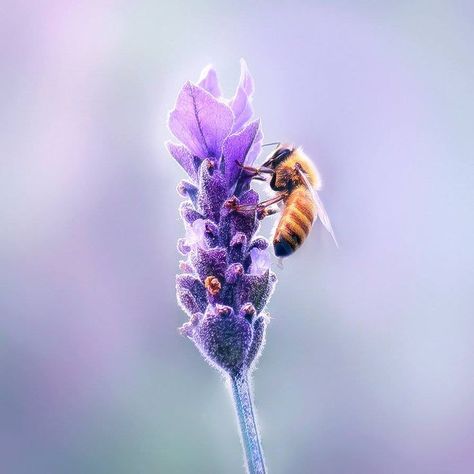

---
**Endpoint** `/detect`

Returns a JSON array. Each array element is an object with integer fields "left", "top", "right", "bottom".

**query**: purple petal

[
  {"left": 168, "top": 82, "right": 234, "bottom": 158},
  {"left": 230, "top": 87, "right": 253, "bottom": 133},
  {"left": 177, "top": 238, "right": 191, "bottom": 255},
  {"left": 186, "top": 218, "right": 219, "bottom": 249},
  {"left": 233, "top": 127, "right": 263, "bottom": 195},
  {"left": 222, "top": 120, "right": 261, "bottom": 188},
  {"left": 228, "top": 60, "right": 255, "bottom": 133},
  {"left": 186, "top": 219, "right": 208, "bottom": 249},
  {"left": 238, "top": 59, "right": 254, "bottom": 97},
  {"left": 197, "top": 65, "right": 222, "bottom": 98},
  {"left": 166, "top": 141, "right": 198, "bottom": 180},
  {"left": 249, "top": 247, "right": 271, "bottom": 275},
  {"left": 245, "top": 126, "right": 263, "bottom": 167}
]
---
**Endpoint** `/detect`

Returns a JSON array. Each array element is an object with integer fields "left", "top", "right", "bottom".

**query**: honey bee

[{"left": 237, "top": 144, "right": 337, "bottom": 257}]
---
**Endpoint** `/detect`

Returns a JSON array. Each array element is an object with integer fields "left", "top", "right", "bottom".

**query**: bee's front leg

[
  {"left": 235, "top": 161, "right": 274, "bottom": 181},
  {"left": 229, "top": 192, "right": 287, "bottom": 216}
]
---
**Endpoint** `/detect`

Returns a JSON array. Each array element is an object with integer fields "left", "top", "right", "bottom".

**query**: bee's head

[{"left": 262, "top": 144, "right": 294, "bottom": 169}]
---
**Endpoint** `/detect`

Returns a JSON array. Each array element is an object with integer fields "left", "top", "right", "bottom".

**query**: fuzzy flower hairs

[{"left": 166, "top": 60, "right": 275, "bottom": 473}]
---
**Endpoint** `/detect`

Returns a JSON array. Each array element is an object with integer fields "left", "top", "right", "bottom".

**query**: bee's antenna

[{"left": 262, "top": 142, "right": 280, "bottom": 148}]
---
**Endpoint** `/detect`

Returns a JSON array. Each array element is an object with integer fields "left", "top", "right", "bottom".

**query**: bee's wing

[
  {"left": 313, "top": 190, "right": 339, "bottom": 247},
  {"left": 296, "top": 164, "right": 339, "bottom": 247}
]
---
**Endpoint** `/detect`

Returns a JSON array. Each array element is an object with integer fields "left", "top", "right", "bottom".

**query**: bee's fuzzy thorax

[{"left": 292, "top": 148, "right": 321, "bottom": 189}]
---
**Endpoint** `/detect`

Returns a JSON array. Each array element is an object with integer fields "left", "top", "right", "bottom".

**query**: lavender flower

[{"left": 167, "top": 60, "right": 276, "bottom": 473}]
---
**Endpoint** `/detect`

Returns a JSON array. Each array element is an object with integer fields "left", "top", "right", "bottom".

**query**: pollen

[{"left": 204, "top": 275, "right": 221, "bottom": 295}]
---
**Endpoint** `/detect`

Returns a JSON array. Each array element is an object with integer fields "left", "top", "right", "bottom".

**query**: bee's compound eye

[
  {"left": 274, "top": 148, "right": 292, "bottom": 164},
  {"left": 265, "top": 147, "right": 292, "bottom": 167},
  {"left": 274, "top": 148, "right": 292, "bottom": 160}
]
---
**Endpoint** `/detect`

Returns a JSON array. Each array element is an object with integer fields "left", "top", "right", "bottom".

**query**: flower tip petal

[
  {"left": 247, "top": 118, "right": 260, "bottom": 136},
  {"left": 169, "top": 81, "right": 233, "bottom": 158},
  {"left": 198, "top": 64, "right": 222, "bottom": 98},
  {"left": 198, "top": 64, "right": 213, "bottom": 81},
  {"left": 222, "top": 119, "right": 262, "bottom": 187},
  {"left": 239, "top": 58, "right": 254, "bottom": 97},
  {"left": 230, "top": 86, "right": 253, "bottom": 133}
]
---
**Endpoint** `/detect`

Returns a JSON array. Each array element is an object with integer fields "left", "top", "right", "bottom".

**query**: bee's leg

[
  {"left": 235, "top": 161, "right": 274, "bottom": 180},
  {"left": 232, "top": 192, "right": 287, "bottom": 214},
  {"left": 257, "top": 205, "right": 280, "bottom": 220}
]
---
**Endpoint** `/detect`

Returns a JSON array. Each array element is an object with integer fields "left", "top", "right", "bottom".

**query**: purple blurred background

[{"left": 2, "top": 1, "right": 473, "bottom": 473}]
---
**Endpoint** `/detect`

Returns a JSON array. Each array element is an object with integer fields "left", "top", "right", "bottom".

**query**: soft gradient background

[{"left": 2, "top": 1, "right": 473, "bottom": 473}]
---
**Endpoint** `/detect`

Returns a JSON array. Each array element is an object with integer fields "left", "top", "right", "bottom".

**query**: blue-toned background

[{"left": 2, "top": 1, "right": 473, "bottom": 473}]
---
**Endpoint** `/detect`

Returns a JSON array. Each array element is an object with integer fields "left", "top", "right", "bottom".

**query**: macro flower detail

[
  {"left": 168, "top": 61, "right": 275, "bottom": 378},
  {"left": 167, "top": 60, "right": 274, "bottom": 473}
]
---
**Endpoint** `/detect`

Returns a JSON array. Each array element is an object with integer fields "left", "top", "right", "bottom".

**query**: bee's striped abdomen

[{"left": 273, "top": 187, "right": 315, "bottom": 257}]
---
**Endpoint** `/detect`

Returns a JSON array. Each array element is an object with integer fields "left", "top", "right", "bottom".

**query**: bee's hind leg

[{"left": 257, "top": 205, "right": 280, "bottom": 220}]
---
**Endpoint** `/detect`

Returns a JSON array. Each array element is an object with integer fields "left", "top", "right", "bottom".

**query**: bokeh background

[{"left": 2, "top": 1, "right": 473, "bottom": 473}]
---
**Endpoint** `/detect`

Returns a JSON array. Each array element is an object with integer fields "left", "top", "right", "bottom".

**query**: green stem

[{"left": 230, "top": 373, "right": 266, "bottom": 474}]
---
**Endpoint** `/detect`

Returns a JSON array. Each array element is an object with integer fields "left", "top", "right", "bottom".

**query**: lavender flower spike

[{"left": 167, "top": 61, "right": 276, "bottom": 473}]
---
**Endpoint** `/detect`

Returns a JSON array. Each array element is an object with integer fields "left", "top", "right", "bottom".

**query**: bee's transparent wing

[
  {"left": 313, "top": 190, "right": 339, "bottom": 247},
  {"left": 295, "top": 164, "right": 339, "bottom": 247}
]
